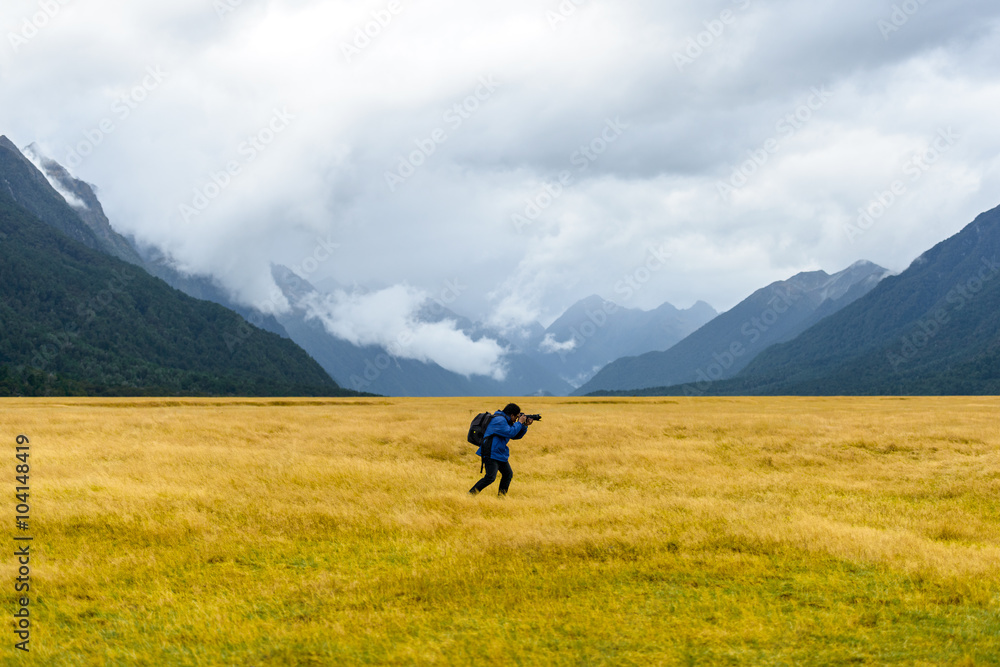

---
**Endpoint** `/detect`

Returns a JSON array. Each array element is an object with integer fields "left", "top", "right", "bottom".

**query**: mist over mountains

[
  {"left": 1, "top": 139, "right": 721, "bottom": 396},
  {"left": 0, "top": 137, "right": 348, "bottom": 397},
  {"left": 11, "top": 138, "right": 291, "bottom": 338},
  {"left": 269, "top": 264, "right": 568, "bottom": 396},
  {"left": 4, "top": 136, "right": 998, "bottom": 398}
]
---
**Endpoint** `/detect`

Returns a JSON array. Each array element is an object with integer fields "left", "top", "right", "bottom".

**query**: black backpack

[
  {"left": 468, "top": 411, "right": 498, "bottom": 473},
  {"left": 467, "top": 411, "right": 495, "bottom": 448}
]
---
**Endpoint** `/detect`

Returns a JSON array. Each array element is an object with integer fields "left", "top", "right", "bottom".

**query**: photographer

[{"left": 468, "top": 403, "right": 535, "bottom": 497}]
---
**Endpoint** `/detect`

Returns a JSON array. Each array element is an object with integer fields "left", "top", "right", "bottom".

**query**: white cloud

[
  {"left": 2, "top": 0, "right": 1000, "bottom": 324},
  {"left": 22, "top": 145, "right": 88, "bottom": 209},
  {"left": 300, "top": 284, "right": 507, "bottom": 380},
  {"left": 539, "top": 333, "right": 577, "bottom": 355}
]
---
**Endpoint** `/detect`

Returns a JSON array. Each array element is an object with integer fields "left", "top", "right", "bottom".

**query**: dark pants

[{"left": 470, "top": 459, "right": 513, "bottom": 495}]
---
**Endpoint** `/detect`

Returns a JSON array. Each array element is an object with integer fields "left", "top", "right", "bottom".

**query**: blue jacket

[{"left": 476, "top": 411, "right": 526, "bottom": 462}]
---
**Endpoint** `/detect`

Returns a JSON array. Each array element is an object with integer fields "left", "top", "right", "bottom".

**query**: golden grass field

[{"left": 2, "top": 396, "right": 999, "bottom": 665}]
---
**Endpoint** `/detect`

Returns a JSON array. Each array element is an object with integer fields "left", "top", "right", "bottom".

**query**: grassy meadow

[{"left": 2, "top": 396, "right": 999, "bottom": 665}]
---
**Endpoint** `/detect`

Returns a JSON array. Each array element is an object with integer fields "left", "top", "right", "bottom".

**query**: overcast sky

[{"left": 3, "top": 0, "right": 1000, "bottom": 340}]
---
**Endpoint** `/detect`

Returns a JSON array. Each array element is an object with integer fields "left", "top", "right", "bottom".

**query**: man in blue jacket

[{"left": 469, "top": 402, "right": 534, "bottom": 496}]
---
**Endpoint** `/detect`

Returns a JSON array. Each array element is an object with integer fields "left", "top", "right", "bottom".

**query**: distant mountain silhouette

[
  {"left": 577, "top": 260, "right": 889, "bottom": 394},
  {"left": 533, "top": 295, "right": 717, "bottom": 388},
  {"left": 270, "top": 264, "right": 574, "bottom": 397}
]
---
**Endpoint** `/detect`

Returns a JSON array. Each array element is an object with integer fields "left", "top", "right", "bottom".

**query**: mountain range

[
  {"left": 4, "top": 137, "right": 717, "bottom": 397},
  {"left": 269, "top": 264, "right": 574, "bottom": 397},
  {"left": 588, "top": 205, "right": 1000, "bottom": 396},
  {"left": 575, "top": 260, "right": 890, "bottom": 395},
  {"left": 6, "top": 133, "right": 998, "bottom": 398},
  {"left": 533, "top": 295, "right": 717, "bottom": 388},
  {"left": 722, "top": 204, "right": 1000, "bottom": 395},
  {"left": 267, "top": 266, "right": 720, "bottom": 396}
]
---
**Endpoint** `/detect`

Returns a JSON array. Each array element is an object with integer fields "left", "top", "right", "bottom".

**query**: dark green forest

[{"left": 0, "top": 192, "right": 362, "bottom": 397}]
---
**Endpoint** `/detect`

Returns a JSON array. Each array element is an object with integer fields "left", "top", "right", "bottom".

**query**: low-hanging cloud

[
  {"left": 22, "top": 145, "right": 88, "bottom": 209},
  {"left": 539, "top": 333, "right": 577, "bottom": 355},
  {"left": 299, "top": 284, "right": 507, "bottom": 380}
]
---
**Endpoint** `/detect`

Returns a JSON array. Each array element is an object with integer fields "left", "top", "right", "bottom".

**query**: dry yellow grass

[{"left": 2, "top": 396, "right": 999, "bottom": 664}]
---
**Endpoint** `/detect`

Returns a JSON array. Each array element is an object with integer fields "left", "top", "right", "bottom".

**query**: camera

[{"left": 522, "top": 413, "right": 542, "bottom": 421}]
